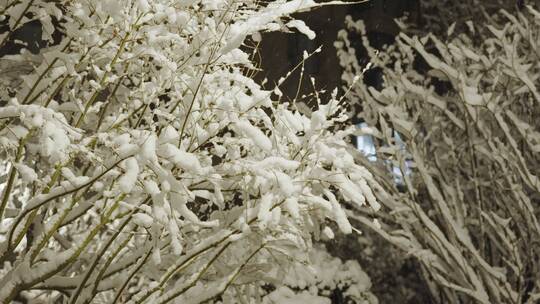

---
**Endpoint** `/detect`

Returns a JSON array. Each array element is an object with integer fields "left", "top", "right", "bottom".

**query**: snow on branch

[{"left": 0, "top": 0, "right": 378, "bottom": 303}]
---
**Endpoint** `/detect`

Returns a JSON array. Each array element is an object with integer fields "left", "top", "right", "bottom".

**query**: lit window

[{"left": 355, "top": 123, "right": 412, "bottom": 185}]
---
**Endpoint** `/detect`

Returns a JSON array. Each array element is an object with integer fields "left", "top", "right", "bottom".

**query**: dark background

[{"left": 253, "top": 0, "right": 421, "bottom": 103}]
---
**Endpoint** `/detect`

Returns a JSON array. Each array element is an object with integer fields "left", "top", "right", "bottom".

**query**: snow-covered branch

[{"left": 0, "top": 0, "right": 377, "bottom": 302}]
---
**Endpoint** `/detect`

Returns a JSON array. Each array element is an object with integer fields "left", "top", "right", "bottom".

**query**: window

[{"left": 355, "top": 122, "right": 412, "bottom": 185}]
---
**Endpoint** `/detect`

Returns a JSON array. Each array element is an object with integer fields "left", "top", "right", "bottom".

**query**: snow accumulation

[{"left": 0, "top": 0, "right": 381, "bottom": 303}]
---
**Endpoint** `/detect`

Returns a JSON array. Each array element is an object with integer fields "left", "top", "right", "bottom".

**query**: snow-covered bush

[
  {"left": 0, "top": 0, "right": 380, "bottom": 303},
  {"left": 337, "top": 4, "right": 540, "bottom": 303},
  {"left": 261, "top": 245, "right": 377, "bottom": 303}
]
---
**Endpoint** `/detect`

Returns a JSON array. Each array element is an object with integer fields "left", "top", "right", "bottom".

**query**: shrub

[
  {"left": 337, "top": 5, "right": 540, "bottom": 303},
  {"left": 0, "top": 1, "right": 379, "bottom": 303}
]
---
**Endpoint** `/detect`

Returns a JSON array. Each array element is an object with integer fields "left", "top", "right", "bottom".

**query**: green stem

[
  {"left": 29, "top": 195, "right": 81, "bottom": 264},
  {"left": 111, "top": 240, "right": 153, "bottom": 304},
  {"left": 0, "top": 135, "right": 27, "bottom": 221},
  {"left": 75, "top": 13, "right": 143, "bottom": 128},
  {"left": 85, "top": 232, "right": 135, "bottom": 304},
  {"left": 158, "top": 242, "right": 232, "bottom": 304},
  {"left": 6, "top": 157, "right": 126, "bottom": 249},
  {"left": 69, "top": 213, "right": 133, "bottom": 304},
  {"left": 22, "top": 39, "right": 73, "bottom": 104},
  {"left": 4, "top": 200, "right": 124, "bottom": 302}
]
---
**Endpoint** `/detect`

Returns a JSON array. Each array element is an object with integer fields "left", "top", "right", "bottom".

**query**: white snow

[
  {"left": 325, "top": 190, "right": 352, "bottom": 234},
  {"left": 0, "top": 106, "right": 19, "bottom": 119},
  {"left": 133, "top": 213, "right": 154, "bottom": 228},
  {"left": 158, "top": 143, "right": 201, "bottom": 172},
  {"left": 258, "top": 156, "right": 300, "bottom": 171},
  {"left": 287, "top": 20, "right": 316, "bottom": 39},
  {"left": 140, "top": 133, "right": 158, "bottom": 163},
  {"left": 169, "top": 219, "right": 183, "bottom": 255},
  {"left": 322, "top": 226, "right": 335, "bottom": 239},
  {"left": 358, "top": 179, "right": 381, "bottom": 211},
  {"left": 152, "top": 246, "right": 161, "bottom": 265},
  {"left": 143, "top": 180, "right": 161, "bottom": 195},
  {"left": 221, "top": 0, "right": 319, "bottom": 54},
  {"left": 284, "top": 197, "right": 300, "bottom": 218},
  {"left": 257, "top": 193, "right": 274, "bottom": 228},
  {"left": 113, "top": 133, "right": 131, "bottom": 147},
  {"left": 159, "top": 125, "right": 179, "bottom": 144},
  {"left": 236, "top": 119, "right": 272, "bottom": 152},
  {"left": 274, "top": 171, "right": 296, "bottom": 196},
  {"left": 462, "top": 85, "right": 484, "bottom": 106},
  {"left": 118, "top": 157, "right": 139, "bottom": 193},
  {"left": 14, "top": 163, "right": 38, "bottom": 183}
]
